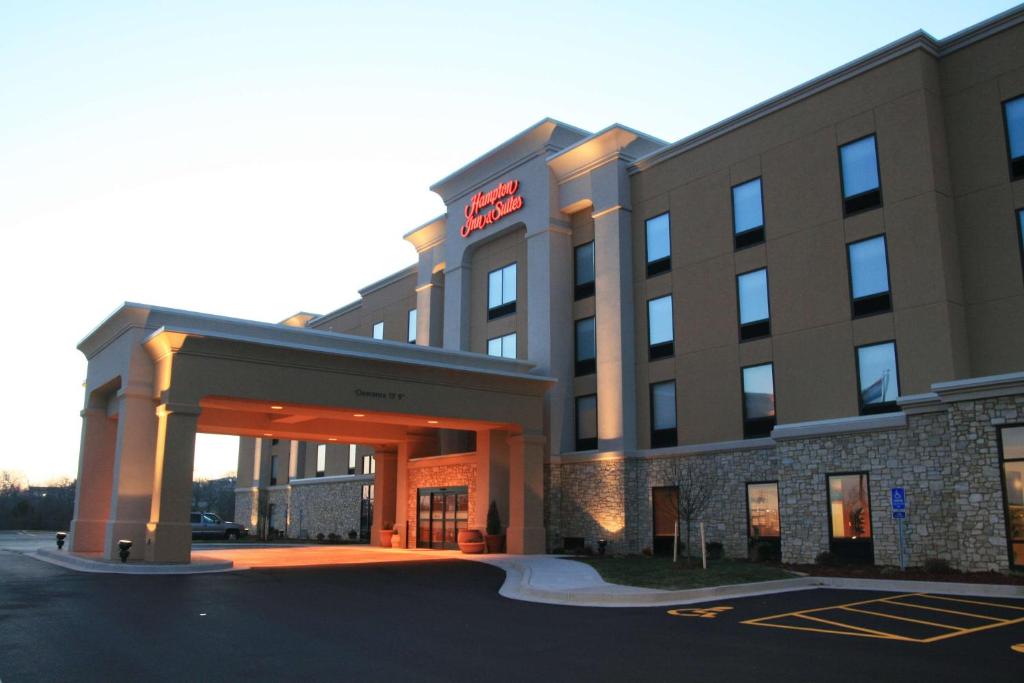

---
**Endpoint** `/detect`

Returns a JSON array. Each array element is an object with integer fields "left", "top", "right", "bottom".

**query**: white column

[
  {"left": 507, "top": 433, "right": 546, "bottom": 554},
  {"left": 442, "top": 264, "right": 472, "bottom": 351},
  {"left": 69, "top": 407, "right": 117, "bottom": 552},
  {"left": 144, "top": 403, "right": 200, "bottom": 563}
]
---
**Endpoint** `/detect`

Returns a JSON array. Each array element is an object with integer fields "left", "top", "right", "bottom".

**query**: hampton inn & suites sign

[{"left": 460, "top": 178, "right": 524, "bottom": 238}]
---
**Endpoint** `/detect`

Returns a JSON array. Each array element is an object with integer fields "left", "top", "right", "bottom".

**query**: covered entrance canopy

[{"left": 71, "top": 304, "right": 553, "bottom": 563}]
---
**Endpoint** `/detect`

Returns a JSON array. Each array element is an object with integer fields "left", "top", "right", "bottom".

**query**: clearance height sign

[{"left": 461, "top": 178, "right": 524, "bottom": 238}]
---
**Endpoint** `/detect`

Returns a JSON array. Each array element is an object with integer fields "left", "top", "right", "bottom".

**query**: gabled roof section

[
  {"left": 547, "top": 124, "right": 667, "bottom": 184},
  {"left": 403, "top": 214, "right": 446, "bottom": 254}
]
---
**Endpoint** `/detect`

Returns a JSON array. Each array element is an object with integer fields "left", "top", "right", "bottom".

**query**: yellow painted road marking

[
  {"left": 1011, "top": 643, "right": 1024, "bottom": 653},
  {"left": 839, "top": 606, "right": 968, "bottom": 631},
  {"left": 882, "top": 598, "right": 1008, "bottom": 622},
  {"left": 911, "top": 593, "right": 1024, "bottom": 612},
  {"left": 667, "top": 606, "right": 733, "bottom": 618},
  {"left": 743, "top": 619, "right": 900, "bottom": 641},
  {"left": 792, "top": 613, "right": 915, "bottom": 641}
]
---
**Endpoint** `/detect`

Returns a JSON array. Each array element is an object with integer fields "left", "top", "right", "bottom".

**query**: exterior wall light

[
  {"left": 118, "top": 539, "right": 133, "bottom": 563},
  {"left": 56, "top": 531, "right": 67, "bottom": 550},
  {"left": 597, "top": 539, "right": 608, "bottom": 556}
]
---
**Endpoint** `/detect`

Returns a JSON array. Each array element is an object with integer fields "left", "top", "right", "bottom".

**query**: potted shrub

[
  {"left": 457, "top": 528, "right": 485, "bottom": 554},
  {"left": 379, "top": 523, "right": 395, "bottom": 548},
  {"left": 485, "top": 501, "right": 506, "bottom": 553}
]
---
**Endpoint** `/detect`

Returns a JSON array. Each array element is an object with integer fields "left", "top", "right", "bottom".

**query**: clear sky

[{"left": 0, "top": 0, "right": 1017, "bottom": 484}]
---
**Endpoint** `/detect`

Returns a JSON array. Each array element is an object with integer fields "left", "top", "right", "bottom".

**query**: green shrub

[
  {"left": 316, "top": 532, "right": 325, "bottom": 542},
  {"left": 486, "top": 501, "right": 502, "bottom": 536},
  {"left": 815, "top": 551, "right": 839, "bottom": 566},
  {"left": 347, "top": 529, "right": 357, "bottom": 540},
  {"left": 751, "top": 540, "right": 780, "bottom": 563},
  {"left": 922, "top": 557, "right": 954, "bottom": 574},
  {"left": 705, "top": 541, "right": 724, "bottom": 561}
]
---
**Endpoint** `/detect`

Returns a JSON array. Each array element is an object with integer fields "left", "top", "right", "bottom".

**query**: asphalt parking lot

[{"left": 1, "top": 546, "right": 1022, "bottom": 682}]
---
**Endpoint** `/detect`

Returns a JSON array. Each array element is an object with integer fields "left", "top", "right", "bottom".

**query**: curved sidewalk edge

[{"left": 30, "top": 548, "right": 235, "bottom": 575}]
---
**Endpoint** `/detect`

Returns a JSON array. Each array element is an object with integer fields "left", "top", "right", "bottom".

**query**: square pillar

[
  {"left": 507, "top": 433, "right": 546, "bottom": 554},
  {"left": 477, "top": 429, "right": 510, "bottom": 536},
  {"left": 69, "top": 407, "right": 117, "bottom": 553},
  {"left": 442, "top": 264, "right": 472, "bottom": 351},
  {"left": 143, "top": 404, "right": 200, "bottom": 563},
  {"left": 370, "top": 448, "right": 398, "bottom": 546}
]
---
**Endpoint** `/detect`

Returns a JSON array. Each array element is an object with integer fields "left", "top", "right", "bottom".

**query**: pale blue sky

[{"left": 0, "top": 1, "right": 1016, "bottom": 483}]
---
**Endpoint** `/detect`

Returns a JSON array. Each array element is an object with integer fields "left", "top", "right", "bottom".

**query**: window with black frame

[
  {"left": 1017, "top": 209, "right": 1023, "bottom": 283},
  {"left": 575, "top": 394, "right": 598, "bottom": 451},
  {"left": 645, "top": 213, "right": 671, "bottom": 276},
  {"left": 839, "top": 135, "right": 882, "bottom": 215},
  {"left": 1000, "top": 425, "right": 1024, "bottom": 568},
  {"left": 856, "top": 341, "right": 900, "bottom": 414},
  {"left": 1004, "top": 95, "right": 1024, "bottom": 180},
  {"left": 575, "top": 317, "right": 596, "bottom": 376},
  {"left": 747, "top": 482, "right": 781, "bottom": 561},
  {"left": 574, "top": 241, "right": 595, "bottom": 300},
  {"left": 649, "top": 380, "right": 677, "bottom": 448},
  {"left": 827, "top": 472, "right": 874, "bottom": 564},
  {"left": 647, "top": 295, "right": 674, "bottom": 360},
  {"left": 407, "top": 308, "right": 417, "bottom": 343},
  {"left": 269, "top": 455, "right": 278, "bottom": 486},
  {"left": 487, "top": 262, "right": 517, "bottom": 319},
  {"left": 737, "top": 268, "right": 771, "bottom": 341},
  {"left": 742, "top": 363, "right": 776, "bottom": 438},
  {"left": 847, "top": 235, "right": 892, "bottom": 317},
  {"left": 372, "top": 321, "right": 384, "bottom": 340},
  {"left": 732, "top": 177, "right": 765, "bottom": 249},
  {"left": 487, "top": 332, "right": 517, "bottom": 359}
]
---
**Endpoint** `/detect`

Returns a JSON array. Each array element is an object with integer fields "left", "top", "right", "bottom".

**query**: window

[
  {"left": 647, "top": 295, "right": 674, "bottom": 360},
  {"left": 737, "top": 269, "right": 770, "bottom": 341},
  {"left": 747, "top": 482, "right": 781, "bottom": 541},
  {"left": 347, "top": 444, "right": 357, "bottom": 475},
  {"left": 269, "top": 455, "right": 278, "bottom": 486},
  {"left": 732, "top": 178, "right": 765, "bottom": 249},
  {"left": 575, "top": 241, "right": 595, "bottom": 300},
  {"left": 650, "top": 380, "right": 677, "bottom": 448},
  {"left": 575, "top": 394, "right": 598, "bottom": 451},
  {"left": 407, "top": 308, "right": 417, "bottom": 343},
  {"left": 487, "top": 332, "right": 517, "bottom": 359},
  {"left": 827, "top": 472, "right": 874, "bottom": 563},
  {"left": 847, "top": 235, "right": 891, "bottom": 317},
  {"left": 856, "top": 341, "right": 900, "bottom": 415},
  {"left": 487, "top": 263, "right": 517, "bottom": 319},
  {"left": 362, "top": 453, "right": 375, "bottom": 475},
  {"left": 575, "top": 317, "right": 596, "bottom": 376},
  {"left": 645, "top": 213, "right": 671, "bottom": 276},
  {"left": 372, "top": 321, "right": 384, "bottom": 340},
  {"left": 1017, "top": 209, "right": 1024, "bottom": 283},
  {"left": 742, "top": 363, "right": 776, "bottom": 438},
  {"left": 1004, "top": 95, "right": 1024, "bottom": 180},
  {"left": 839, "top": 135, "right": 882, "bottom": 215},
  {"left": 999, "top": 425, "right": 1024, "bottom": 568},
  {"left": 316, "top": 444, "right": 326, "bottom": 477}
]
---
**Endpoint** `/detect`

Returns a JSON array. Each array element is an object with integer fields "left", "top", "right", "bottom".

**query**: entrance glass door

[{"left": 417, "top": 487, "right": 468, "bottom": 549}]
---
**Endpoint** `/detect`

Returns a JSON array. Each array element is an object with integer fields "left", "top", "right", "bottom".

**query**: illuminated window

[
  {"left": 487, "top": 263, "right": 517, "bottom": 319},
  {"left": 737, "top": 268, "right": 770, "bottom": 341},
  {"left": 847, "top": 235, "right": 891, "bottom": 317},
  {"left": 362, "top": 453, "right": 375, "bottom": 475},
  {"left": 645, "top": 213, "right": 671, "bottom": 276},
  {"left": 647, "top": 295, "right": 674, "bottom": 360},
  {"left": 347, "top": 445, "right": 356, "bottom": 475},
  {"left": 839, "top": 135, "right": 882, "bottom": 215},
  {"left": 316, "top": 444, "right": 326, "bottom": 477},
  {"left": 732, "top": 177, "right": 765, "bottom": 249},
  {"left": 575, "top": 394, "right": 598, "bottom": 451},
  {"left": 742, "top": 363, "right": 775, "bottom": 438},
  {"left": 999, "top": 425, "right": 1024, "bottom": 568},
  {"left": 747, "top": 482, "right": 781, "bottom": 540},
  {"left": 856, "top": 341, "right": 900, "bottom": 415},
  {"left": 827, "top": 472, "right": 873, "bottom": 563},
  {"left": 372, "top": 321, "right": 384, "bottom": 340},
  {"left": 1004, "top": 95, "right": 1024, "bottom": 180},
  {"left": 407, "top": 309, "right": 417, "bottom": 343},
  {"left": 650, "top": 380, "right": 677, "bottom": 448},
  {"left": 575, "top": 317, "right": 596, "bottom": 376},
  {"left": 575, "top": 241, "right": 595, "bottom": 300},
  {"left": 487, "top": 332, "right": 517, "bottom": 359}
]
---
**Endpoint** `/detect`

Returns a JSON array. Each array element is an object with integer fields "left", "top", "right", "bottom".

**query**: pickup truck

[{"left": 190, "top": 512, "right": 248, "bottom": 540}]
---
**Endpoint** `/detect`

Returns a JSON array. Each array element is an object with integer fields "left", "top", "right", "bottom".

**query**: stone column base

[
  {"left": 103, "top": 520, "right": 150, "bottom": 561},
  {"left": 144, "top": 522, "right": 192, "bottom": 563},
  {"left": 506, "top": 525, "right": 546, "bottom": 554},
  {"left": 69, "top": 518, "right": 106, "bottom": 553}
]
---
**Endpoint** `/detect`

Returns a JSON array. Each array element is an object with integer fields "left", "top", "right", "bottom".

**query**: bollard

[
  {"left": 118, "top": 539, "right": 133, "bottom": 563},
  {"left": 56, "top": 531, "right": 67, "bottom": 550}
]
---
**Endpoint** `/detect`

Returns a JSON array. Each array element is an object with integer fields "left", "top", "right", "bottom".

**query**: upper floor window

[
  {"left": 575, "top": 394, "right": 598, "bottom": 451},
  {"left": 347, "top": 444, "right": 357, "bottom": 475},
  {"left": 847, "top": 235, "right": 891, "bottom": 317},
  {"left": 269, "top": 454, "right": 279, "bottom": 486},
  {"left": 487, "top": 332, "right": 517, "bottom": 359},
  {"left": 575, "top": 317, "right": 596, "bottom": 376},
  {"left": 839, "top": 135, "right": 882, "bottom": 215},
  {"left": 372, "top": 321, "right": 384, "bottom": 340},
  {"left": 645, "top": 213, "right": 671, "bottom": 276},
  {"left": 407, "top": 308, "right": 417, "bottom": 343},
  {"left": 647, "top": 295, "right": 674, "bottom": 360},
  {"left": 488, "top": 263, "right": 517, "bottom": 319},
  {"left": 737, "top": 268, "right": 771, "bottom": 341},
  {"left": 856, "top": 341, "right": 900, "bottom": 415},
  {"left": 650, "top": 380, "right": 677, "bottom": 449},
  {"left": 575, "top": 241, "right": 595, "bottom": 300},
  {"left": 742, "top": 363, "right": 776, "bottom": 439},
  {"left": 362, "top": 453, "right": 375, "bottom": 475},
  {"left": 732, "top": 178, "right": 765, "bottom": 249},
  {"left": 316, "top": 444, "right": 326, "bottom": 477},
  {"left": 1004, "top": 95, "right": 1024, "bottom": 180}
]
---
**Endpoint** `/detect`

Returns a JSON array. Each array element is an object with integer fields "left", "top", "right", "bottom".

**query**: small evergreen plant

[{"left": 486, "top": 501, "right": 502, "bottom": 536}]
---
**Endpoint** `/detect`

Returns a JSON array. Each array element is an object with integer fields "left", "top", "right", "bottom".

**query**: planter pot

[
  {"left": 485, "top": 534, "right": 506, "bottom": 554},
  {"left": 457, "top": 529, "right": 485, "bottom": 554},
  {"left": 390, "top": 532, "right": 403, "bottom": 548},
  {"left": 379, "top": 530, "right": 395, "bottom": 547}
]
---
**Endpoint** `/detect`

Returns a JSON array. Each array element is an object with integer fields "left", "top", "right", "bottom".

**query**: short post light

[
  {"left": 55, "top": 531, "right": 67, "bottom": 550},
  {"left": 118, "top": 539, "right": 133, "bottom": 563},
  {"left": 597, "top": 539, "right": 608, "bottom": 557}
]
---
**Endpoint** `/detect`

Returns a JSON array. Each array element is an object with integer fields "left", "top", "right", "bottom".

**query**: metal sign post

[{"left": 891, "top": 487, "right": 908, "bottom": 570}]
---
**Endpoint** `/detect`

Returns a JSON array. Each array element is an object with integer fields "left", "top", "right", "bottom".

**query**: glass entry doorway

[
  {"left": 652, "top": 486, "right": 679, "bottom": 556},
  {"left": 417, "top": 487, "right": 469, "bottom": 549}
]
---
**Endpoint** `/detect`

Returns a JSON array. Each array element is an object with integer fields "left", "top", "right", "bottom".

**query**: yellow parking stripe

[
  {"left": 792, "top": 613, "right": 915, "bottom": 641},
  {"left": 919, "top": 615, "right": 1024, "bottom": 644},
  {"left": 914, "top": 593, "right": 1024, "bottom": 612},
  {"left": 742, "top": 619, "right": 901, "bottom": 641},
  {"left": 882, "top": 599, "right": 1008, "bottom": 622},
  {"left": 839, "top": 606, "right": 966, "bottom": 631}
]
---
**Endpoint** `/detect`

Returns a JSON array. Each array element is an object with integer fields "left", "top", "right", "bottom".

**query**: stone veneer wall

[
  {"left": 549, "top": 392, "right": 1022, "bottom": 572},
  {"left": 406, "top": 458, "right": 477, "bottom": 548},
  {"left": 233, "top": 488, "right": 259, "bottom": 532},
  {"left": 287, "top": 477, "right": 367, "bottom": 539}
]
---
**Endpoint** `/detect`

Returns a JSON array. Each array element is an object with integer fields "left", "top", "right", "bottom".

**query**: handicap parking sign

[
  {"left": 890, "top": 487, "right": 906, "bottom": 510},
  {"left": 892, "top": 510, "right": 906, "bottom": 520}
]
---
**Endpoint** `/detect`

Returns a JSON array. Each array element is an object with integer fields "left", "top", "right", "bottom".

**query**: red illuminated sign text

[{"left": 461, "top": 178, "right": 524, "bottom": 238}]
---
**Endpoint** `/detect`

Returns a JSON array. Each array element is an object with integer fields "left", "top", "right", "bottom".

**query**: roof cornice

[{"left": 357, "top": 264, "right": 417, "bottom": 297}]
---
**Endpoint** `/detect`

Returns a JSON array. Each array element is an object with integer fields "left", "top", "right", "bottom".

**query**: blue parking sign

[
  {"left": 891, "top": 487, "right": 906, "bottom": 510},
  {"left": 892, "top": 510, "right": 906, "bottom": 520}
]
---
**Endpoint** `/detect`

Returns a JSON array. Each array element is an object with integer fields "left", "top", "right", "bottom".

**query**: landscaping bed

[
  {"left": 784, "top": 562, "right": 1024, "bottom": 585},
  {"left": 572, "top": 556, "right": 797, "bottom": 590}
]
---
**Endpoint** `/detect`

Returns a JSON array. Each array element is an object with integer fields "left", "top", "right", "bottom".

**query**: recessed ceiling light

[
  {"left": 263, "top": 433, "right": 273, "bottom": 437},
  {"left": 353, "top": 413, "right": 366, "bottom": 418},
  {"left": 270, "top": 405, "right": 284, "bottom": 411},
  {"left": 328, "top": 437, "right": 337, "bottom": 441},
  {"left": 427, "top": 420, "right": 439, "bottom": 425}
]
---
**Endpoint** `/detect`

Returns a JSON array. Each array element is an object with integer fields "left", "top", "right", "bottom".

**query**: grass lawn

[{"left": 573, "top": 556, "right": 798, "bottom": 590}]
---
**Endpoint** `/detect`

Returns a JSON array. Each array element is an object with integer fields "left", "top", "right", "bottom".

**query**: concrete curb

[{"left": 31, "top": 548, "right": 236, "bottom": 575}]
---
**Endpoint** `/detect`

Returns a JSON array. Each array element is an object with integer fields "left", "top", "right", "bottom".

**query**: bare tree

[{"left": 674, "top": 460, "right": 720, "bottom": 564}]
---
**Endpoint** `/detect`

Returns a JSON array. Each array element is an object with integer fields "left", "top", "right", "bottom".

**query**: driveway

[{"left": 192, "top": 543, "right": 467, "bottom": 569}]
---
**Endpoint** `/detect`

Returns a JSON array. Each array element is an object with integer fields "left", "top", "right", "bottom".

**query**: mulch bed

[{"left": 784, "top": 563, "right": 1024, "bottom": 585}]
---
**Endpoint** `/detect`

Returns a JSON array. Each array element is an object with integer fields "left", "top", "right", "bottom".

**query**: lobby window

[
  {"left": 647, "top": 295, "right": 674, "bottom": 360},
  {"left": 316, "top": 444, "right": 326, "bottom": 477},
  {"left": 999, "top": 425, "right": 1024, "bottom": 568},
  {"left": 847, "top": 235, "right": 891, "bottom": 317},
  {"left": 839, "top": 135, "right": 882, "bottom": 215},
  {"left": 407, "top": 309, "right": 417, "bottom": 343},
  {"left": 488, "top": 263, "right": 517, "bottom": 319},
  {"left": 372, "top": 321, "right": 384, "bottom": 340},
  {"left": 747, "top": 482, "right": 781, "bottom": 542},
  {"left": 575, "top": 317, "right": 596, "bottom": 376},
  {"left": 575, "top": 241, "right": 595, "bottom": 300},
  {"left": 856, "top": 341, "right": 900, "bottom": 415},
  {"left": 645, "top": 212, "right": 671, "bottom": 276},
  {"left": 487, "top": 332, "right": 517, "bottom": 359},
  {"left": 347, "top": 444, "right": 357, "bottom": 475},
  {"left": 732, "top": 177, "right": 765, "bottom": 249},
  {"left": 362, "top": 453, "right": 375, "bottom": 475},
  {"left": 742, "top": 363, "right": 776, "bottom": 439},
  {"left": 575, "top": 394, "right": 598, "bottom": 451},
  {"left": 1004, "top": 95, "right": 1024, "bottom": 180},
  {"left": 269, "top": 455, "right": 278, "bottom": 486},
  {"left": 827, "top": 472, "right": 874, "bottom": 563},
  {"left": 737, "top": 268, "right": 771, "bottom": 341},
  {"left": 650, "top": 380, "right": 677, "bottom": 448}
]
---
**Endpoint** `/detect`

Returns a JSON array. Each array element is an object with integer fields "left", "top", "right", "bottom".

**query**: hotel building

[{"left": 71, "top": 6, "right": 1024, "bottom": 570}]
